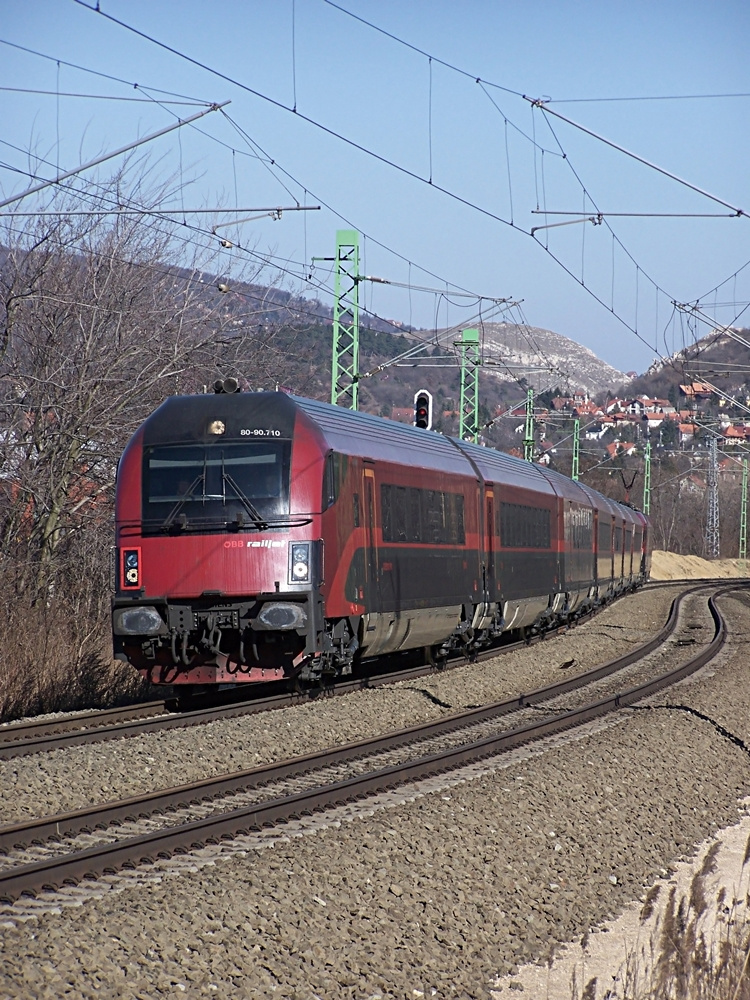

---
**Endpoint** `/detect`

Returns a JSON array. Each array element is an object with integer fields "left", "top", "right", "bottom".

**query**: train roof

[
  {"left": 292, "top": 395, "right": 473, "bottom": 477},
  {"left": 448, "top": 436, "right": 557, "bottom": 496},
  {"left": 138, "top": 392, "right": 648, "bottom": 523}
]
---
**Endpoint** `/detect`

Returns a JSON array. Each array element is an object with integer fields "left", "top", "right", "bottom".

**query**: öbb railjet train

[{"left": 112, "top": 385, "right": 651, "bottom": 687}]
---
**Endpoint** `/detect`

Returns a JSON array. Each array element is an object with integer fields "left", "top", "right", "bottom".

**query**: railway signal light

[{"left": 414, "top": 389, "right": 433, "bottom": 430}]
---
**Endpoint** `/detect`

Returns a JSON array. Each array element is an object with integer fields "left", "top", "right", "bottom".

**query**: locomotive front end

[{"left": 112, "top": 389, "right": 325, "bottom": 686}]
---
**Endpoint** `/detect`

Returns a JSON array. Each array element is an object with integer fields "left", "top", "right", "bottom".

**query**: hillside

[
  {"left": 199, "top": 268, "right": 630, "bottom": 423},
  {"left": 462, "top": 321, "right": 627, "bottom": 396},
  {"left": 619, "top": 327, "right": 750, "bottom": 405}
]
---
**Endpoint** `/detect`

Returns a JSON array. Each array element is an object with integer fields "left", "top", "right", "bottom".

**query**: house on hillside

[
  {"left": 679, "top": 381, "right": 713, "bottom": 402},
  {"left": 390, "top": 407, "right": 413, "bottom": 424},
  {"left": 678, "top": 423, "right": 697, "bottom": 445},
  {"left": 606, "top": 441, "right": 637, "bottom": 459},
  {"left": 721, "top": 424, "right": 748, "bottom": 446}
]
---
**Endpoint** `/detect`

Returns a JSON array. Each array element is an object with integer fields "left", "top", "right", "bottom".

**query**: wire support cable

[
  {"left": 0, "top": 103, "right": 228, "bottom": 211},
  {"left": 529, "top": 100, "right": 746, "bottom": 219}
]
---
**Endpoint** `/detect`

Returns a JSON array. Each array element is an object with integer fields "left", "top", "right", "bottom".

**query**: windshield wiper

[
  {"left": 221, "top": 463, "right": 269, "bottom": 530},
  {"left": 161, "top": 473, "right": 204, "bottom": 532}
]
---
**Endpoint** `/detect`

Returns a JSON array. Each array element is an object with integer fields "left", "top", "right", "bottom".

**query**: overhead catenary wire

[
  {"left": 530, "top": 100, "right": 746, "bottom": 219},
  {"left": 0, "top": 86, "right": 206, "bottom": 105},
  {"left": 548, "top": 92, "right": 750, "bottom": 104},
  {"left": 75, "top": 0, "right": 731, "bottom": 370},
  {"left": 0, "top": 38, "right": 215, "bottom": 105},
  {"left": 16, "top": 3, "right": 740, "bottom": 365},
  {"left": 0, "top": 146, "right": 521, "bottom": 380},
  {"left": 8, "top": 3, "right": 748, "bottom": 385}
]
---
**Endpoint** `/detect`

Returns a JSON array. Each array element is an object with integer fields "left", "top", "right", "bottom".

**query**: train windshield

[{"left": 142, "top": 441, "right": 292, "bottom": 532}]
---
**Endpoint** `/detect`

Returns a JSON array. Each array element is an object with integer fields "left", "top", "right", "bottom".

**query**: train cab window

[{"left": 142, "top": 440, "right": 292, "bottom": 531}]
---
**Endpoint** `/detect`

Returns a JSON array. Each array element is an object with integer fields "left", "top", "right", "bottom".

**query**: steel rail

[
  {"left": 0, "top": 702, "right": 168, "bottom": 746},
  {"left": 0, "top": 578, "right": 721, "bottom": 760},
  {"left": 0, "top": 587, "right": 686, "bottom": 850},
  {"left": 0, "top": 583, "right": 735, "bottom": 903},
  {"left": 0, "top": 584, "right": 634, "bottom": 759}
]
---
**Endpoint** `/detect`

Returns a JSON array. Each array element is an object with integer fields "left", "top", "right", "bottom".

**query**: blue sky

[{"left": 1, "top": 0, "right": 748, "bottom": 379}]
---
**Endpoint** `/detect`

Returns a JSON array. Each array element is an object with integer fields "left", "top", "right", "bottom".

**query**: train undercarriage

[{"left": 113, "top": 579, "right": 639, "bottom": 688}]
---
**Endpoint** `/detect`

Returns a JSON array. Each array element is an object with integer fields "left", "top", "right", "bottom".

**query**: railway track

[
  {"left": 0, "top": 581, "right": 736, "bottom": 906},
  {"left": 0, "top": 580, "right": 700, "bottom": 760}
]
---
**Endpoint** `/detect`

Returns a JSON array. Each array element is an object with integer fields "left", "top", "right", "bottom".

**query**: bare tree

[{"left": 0, "top": 163, "right": 298, "bottom": 716}]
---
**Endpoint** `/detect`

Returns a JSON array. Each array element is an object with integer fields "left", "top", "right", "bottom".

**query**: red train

[{"left": 112, "top": 383, "right": 651, "bottom": 687}]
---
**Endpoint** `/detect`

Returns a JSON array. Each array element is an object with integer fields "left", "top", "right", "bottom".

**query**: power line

[
  {"left": 0, "top": 86, "right": 205, "bottom": 105},
  {"left": 548, "top": 92, "right": 750, "bottom": 104},
  {"left": 0, "top": 38, "right": 212, "bottom": 105},
  {"left": 62, "top": 3, "right": 676, "bottom": 364},
  {"left": 319, "top": 0, "right": 524, "bottom": 98},
  {"left": 71, "top": 1, "right": 523, "bottom": 230},
  {"left": 15, "top": 3, "right": 750, "bottom": 378}
]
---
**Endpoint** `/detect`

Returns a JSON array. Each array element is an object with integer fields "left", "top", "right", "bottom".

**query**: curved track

[
  {"left": 0, "top": 582, "right": 736, "bottom": 905},
  {"left": 1, "top": 580, "right": 709, "bottom": 760}
]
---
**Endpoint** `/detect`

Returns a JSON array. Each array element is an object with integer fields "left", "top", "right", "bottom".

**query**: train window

[
  {"left": 380, "top": 484, "right": 465, "bottom": 545},
  {"left": 498, "top": 502, "right": 551, "bottom": 549},
  {"left": 322, "top": 452, "right": 348, "bottom": 510},
  {"left": 142, "top": 440, "right": 291, "bottom": 531},
  {"left": 323, "top": 453, "right": 335, "bottom": 509},
  {"left": 614, "top": 525, "right": 622, "bottom": 552},
  {"left": 598, "top": 521, "right": 612, "bottom": 551},
  {"left": 570, "top": 512, "right": 593, "bottom": 550}
]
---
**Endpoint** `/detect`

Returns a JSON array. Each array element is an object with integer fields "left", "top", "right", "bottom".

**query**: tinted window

[
  {"left": 142, "top": 441, "right": 291, "bottom": 531},
  {"left": 499, "top": 502, "right": 551, "bottom": 548},
  {"left": 381, "top": 484, "right": 465, "bottom": 545}
]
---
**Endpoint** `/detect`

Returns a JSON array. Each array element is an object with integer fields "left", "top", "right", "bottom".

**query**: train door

[
  {"left": 363, "top": 465, "right": 378, "bottom": 605},
  {"left": 607, "top": 516, "right": 615, "bottom": 588},
  {"left": 625, "top": 525, "right": 633, "bottom": 580},
  {"left": 591, "top": 510, "right": 601, "bottom": 597},
  {"left": 486, "top": 489, "right": 496, "bottom": 602}
]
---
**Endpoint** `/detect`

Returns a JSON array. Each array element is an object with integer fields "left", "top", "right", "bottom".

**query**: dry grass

[
  {"left": 0, "top": 580, "right": 155, "bottom": 723},
  {"left": 570, "top": 835, "right": 750, "bottom": 1000}
]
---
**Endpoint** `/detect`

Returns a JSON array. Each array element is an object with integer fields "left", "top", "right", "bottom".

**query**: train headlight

[
  {"left": 288, "top": 542, "right": 310, "bottom": 584},
  {"left": 113, "top": 606, "right": 166, "bottom": 636},
  {"left": 120, "top": 547, "right": 141, "bottom": 589},
  {"left": 257, "top": 602, "right": 307, "bottom": 630}
]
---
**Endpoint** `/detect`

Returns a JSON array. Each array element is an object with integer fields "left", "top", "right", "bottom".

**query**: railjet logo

[{"left": 222, "top": 539, "right": 284, "bottom": 549}]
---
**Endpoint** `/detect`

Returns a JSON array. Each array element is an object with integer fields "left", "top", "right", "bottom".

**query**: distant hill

[
  {"left": 175, "top": 265, "right": 632, "bottom": 403},
  {"left": 452, "top": 321, "right": 628, "bottom": 396},
  {"left": 620, "top": 327, "right": 750, "bottom": 403}
]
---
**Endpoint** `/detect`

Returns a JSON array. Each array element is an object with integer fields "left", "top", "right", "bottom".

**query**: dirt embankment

[{"left": 650, "top": 548, "right": 750, "bottom": 581}]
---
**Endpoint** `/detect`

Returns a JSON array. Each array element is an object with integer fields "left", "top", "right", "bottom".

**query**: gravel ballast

[
  {"left": 3, "top": 584, "right": 750, "bottom": 999},
  {"left": 0, "top": 586, "right": 678, "bottom": 825}
]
